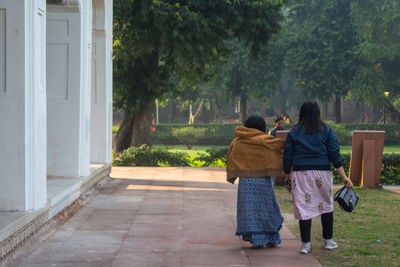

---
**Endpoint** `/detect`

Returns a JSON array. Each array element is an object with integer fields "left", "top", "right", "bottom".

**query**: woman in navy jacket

[{"left": 283, "top": 101, "right": 353, "bottom": 254}]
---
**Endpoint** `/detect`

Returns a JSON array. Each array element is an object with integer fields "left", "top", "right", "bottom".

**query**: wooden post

[
  {"left": 349, "top": 131, "right": 385, "bottom": 188},
  {"left": 361, "top": 140, "right": 376, "bottom": 188}
]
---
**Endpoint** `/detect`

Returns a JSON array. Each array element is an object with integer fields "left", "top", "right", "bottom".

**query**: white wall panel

[
  {"left": 46, "top": 43, "right": 69, "bottom": 99},
  {"left": 47, "top": 19, "right": 69, "bottom": 36},
  {"left": 47, "top": 8, "right": 81, "bottom": 177},
  {"left": 0, "top": 9, "right": 5, "bottom": 93}
]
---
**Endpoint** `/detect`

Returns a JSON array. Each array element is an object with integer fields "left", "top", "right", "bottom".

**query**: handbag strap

[{"left": 334, "top": 186, "right": 346, "bottom": 201}]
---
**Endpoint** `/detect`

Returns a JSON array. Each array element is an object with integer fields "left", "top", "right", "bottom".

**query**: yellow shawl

[{"left": 226, "top": 126, "right": 285, "bottom": 184}]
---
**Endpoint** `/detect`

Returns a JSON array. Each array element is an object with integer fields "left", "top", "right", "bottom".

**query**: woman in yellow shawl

[{"left": 227, "top": 115, "right": 285, "bottom": 249}]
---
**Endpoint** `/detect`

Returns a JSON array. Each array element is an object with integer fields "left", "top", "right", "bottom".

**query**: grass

[
  {"left": 274, "top": 186, "right": 400, "bottom": 267},
  {"left": 340, "top": 145, "right": 400, "bottom": 154}
]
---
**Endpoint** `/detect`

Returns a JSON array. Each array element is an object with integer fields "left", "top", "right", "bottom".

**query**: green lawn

[
  {"left": 340, "top": 145, "right": 400, "bottom": 154},
  {"left": 155, "top": 144, "right": 400, "bottom": 155},
  {"left": 275, "top": 187, "right": 400, "bottom": 267}
]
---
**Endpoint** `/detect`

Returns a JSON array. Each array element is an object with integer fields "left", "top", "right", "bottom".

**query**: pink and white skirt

[{"left": 291, "top": 170, "right": 334, "bottom": 220}]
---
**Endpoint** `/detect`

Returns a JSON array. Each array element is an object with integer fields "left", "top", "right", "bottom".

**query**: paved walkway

[
  {"left": 11, "top": 167, "right": 321, "bottom": 267},
  {"left": 382, "top": 185, "right": 400, "bottom": 194}
]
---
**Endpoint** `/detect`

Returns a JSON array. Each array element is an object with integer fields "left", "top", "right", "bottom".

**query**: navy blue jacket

[{"left": 283, "top": 125, "right": 343, "bottom": 174}]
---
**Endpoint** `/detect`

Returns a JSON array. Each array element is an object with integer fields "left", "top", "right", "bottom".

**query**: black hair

[
  {"left": 275, "top": 116, "right": 284, "bottom": 123},
  {"left": 244, "top": 115, "right": 266, "bottom": 133},
  {"left": 297, "top": 101, "right": 327, "bottom": 134}
]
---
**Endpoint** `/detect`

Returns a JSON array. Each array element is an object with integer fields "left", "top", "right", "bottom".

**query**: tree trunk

[
  {"left": 216, "top": 105, "right": 223, "bottom": 123},
  {"left": 335, "top": 95, "right": 342, "bottom": 123},
  {"left": 131, "top": 97, "right": 155, "bottom": 147},
  {"left": 240, "top": 93, "right": 248, "bottom": 123},
  {"left": 188, "top": 99, "right": 205, "bottom": 124},
  {"left": 188, "top": 101, "right": 194, "bottom": 124},
  {"left": 383, "top": 103, "right": 400, "bottom": 124},
  {"left": 212, "top": 102, "right": 217, "bottom": 122},
  {"left": 323, "top": 102, "right": 328, "bottom": 118},
  {"left": 280, "top": 97, "right": 286, "bottom": 116},
  {"left": 115, "top": 98, "right": 156, "bottom": 152},
  {"left": 115, "top": 112, "right": 134, "bottom": 153},
  {"left": 213, "top": 93, "right": 223, "bottom": 123}
]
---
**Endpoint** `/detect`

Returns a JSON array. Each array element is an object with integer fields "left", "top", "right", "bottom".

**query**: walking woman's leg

[
  {"left": 321, "top": 212, "right": 333, "bottom": 239},
  {"left": 322, "top": 212, "right": 338, "bottom": 249},
  {"left": 299, "top": 219, "right": 312, "bottom": 254},
  {"left": 299, "top": 219, "right": 312, "bottom": 242}
]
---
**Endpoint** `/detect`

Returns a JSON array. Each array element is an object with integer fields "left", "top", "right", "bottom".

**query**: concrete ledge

[{"left": 0, "top": 163, "right": 111, "bottom": 259}]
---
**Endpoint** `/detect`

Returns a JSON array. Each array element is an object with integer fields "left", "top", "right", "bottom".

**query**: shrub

[
  {"left": 113, "top": 145, "right": 190, "bottom": 167},
  {"left": 196, "top": 147, "right": 229, "bottom": 166},
  {"left": 171, "top": 127, "right": 207, "bottom": 149},
  {"left": 381, "top": 153, "right": 400, "bottom": 185},
  {"left": 333, "top": 154, "right": 350, "bottom": 184},
  {"left": 325, "top": 120, "right": 352, "bottom": 145}
]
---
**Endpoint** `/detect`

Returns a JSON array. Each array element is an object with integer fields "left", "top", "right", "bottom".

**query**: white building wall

[
  {"left": 46, "top": 0, "right": 92, "bottom": 177},
  {"left": 90, "top": 0, "right": 112, "bottom": 164},
  {"left": 0, "top": 0, "right": 47, "bottom": 211},
  {"left": 0, "top": 0, "right": 112, "bottom": 211}
]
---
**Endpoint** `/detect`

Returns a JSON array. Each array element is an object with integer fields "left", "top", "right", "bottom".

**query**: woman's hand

[
  {"left": 343, "top": 177, "right": 353, "bottom": 188},
  {"left": 337, "top": 166, "right": 353, "bottom": 188},
  {"left": 284, "top": 174, "right": 292, "bottom": 192}
]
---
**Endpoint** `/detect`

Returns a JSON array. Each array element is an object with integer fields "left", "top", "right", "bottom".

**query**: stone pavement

[{"left": 10, "top": 167, "right": 322, "bottom": 267}]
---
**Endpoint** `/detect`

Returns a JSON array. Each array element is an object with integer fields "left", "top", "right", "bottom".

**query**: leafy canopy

[
  {"left": 350, "top": 0, "right": 400, "bottom": 107},
  {"left": 284, "top": 0, "right": 357, "bottom": 101},
  {"left": 113, "top": 0, "right": 285, "bottom": 114}
]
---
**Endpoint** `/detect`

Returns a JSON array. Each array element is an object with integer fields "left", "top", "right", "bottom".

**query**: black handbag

[{"left": 334, "top": 186, "right": 359, "bottom": 212}]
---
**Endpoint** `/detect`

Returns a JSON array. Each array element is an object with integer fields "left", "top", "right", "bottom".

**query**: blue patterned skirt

[{"left": 236, "top": 177, "right": 284, "bottom": 246}]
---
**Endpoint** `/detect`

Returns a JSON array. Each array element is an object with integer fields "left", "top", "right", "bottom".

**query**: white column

[
  {"left": 0, "top": 0, "right": 47, "bottom": 211},
  {"left": 79, "top": 0, "right": 93, "bottom": 174},
  {"left": 90, "top": 0, "right": 112, "bottom": 164},
  {"left": 46, "top": 0, "right": 92, "bottom": 177}
]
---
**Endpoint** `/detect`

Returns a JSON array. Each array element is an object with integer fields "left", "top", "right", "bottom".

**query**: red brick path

[{"left": 16, "top": 167, "right": 322, "bottom": 267}]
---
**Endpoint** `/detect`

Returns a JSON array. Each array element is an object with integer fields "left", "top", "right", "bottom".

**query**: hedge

[
  {"left": 344, "top": 124, "right": 400, "bottom": 145},
  {"left": 153, "top": 123, "right": 283, "bottom": 145},
  {"left": 113, "top": 145, "right": 190, "bottom": 167},
  {"left": 151, "top": 123, "right": 400, "bottom": 146}
]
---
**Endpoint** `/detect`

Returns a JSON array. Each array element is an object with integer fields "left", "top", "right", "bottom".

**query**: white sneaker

[
  {"left": 300, "top": 242, "right": 312, "bottom": 254},
  {"left": 324, "top": 239, "right": 338, "bottom": 250}
]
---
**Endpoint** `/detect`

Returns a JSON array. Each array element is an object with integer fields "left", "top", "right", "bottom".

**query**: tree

[
  {"left": 284, "top": 0, "right": 358, "bottom": 123},
  {"left": 171, "top": 83, "right": 207, "bottom": 125},
  {"left": 349, "top": 0, "right": 400, "bottom": 123},
  {"left": 213, "top": 40, "right": 281, "bottom": 122},
  {"left": 113, "top": 0, "right": 285, "bottom": 151},
  {"left": 202, "top": 70, "right": 230, "bottom": 123}
]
